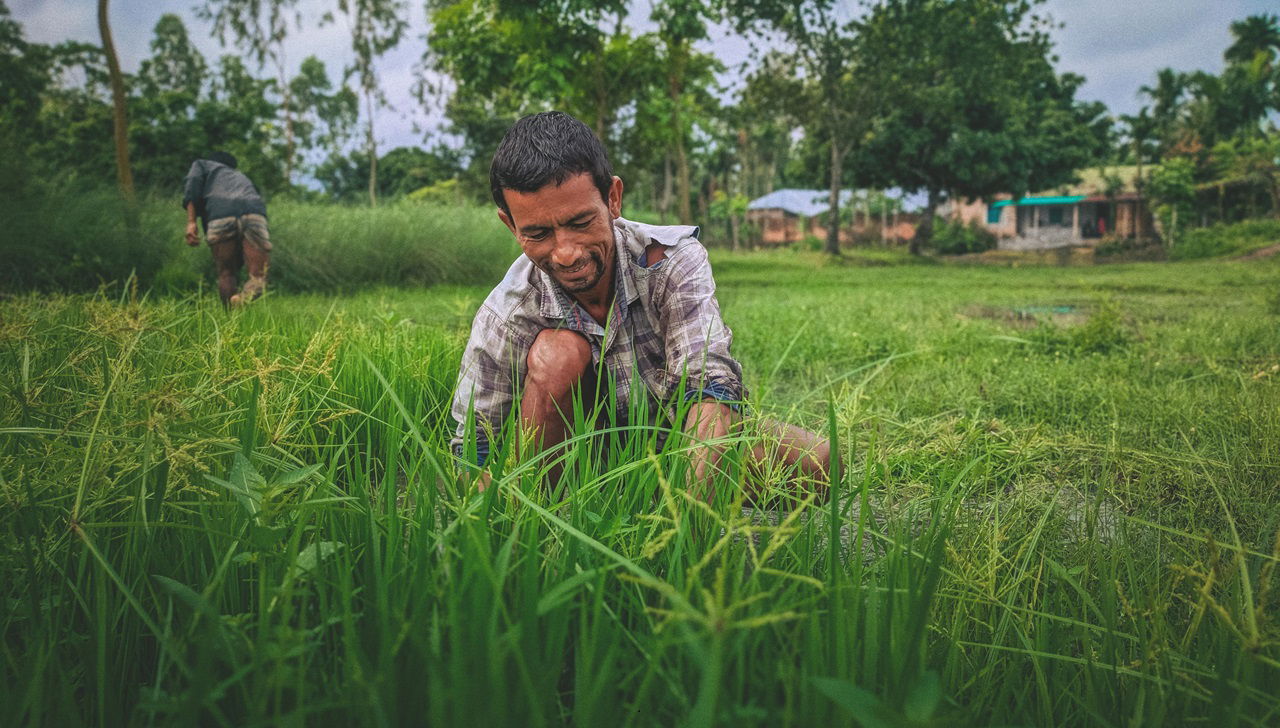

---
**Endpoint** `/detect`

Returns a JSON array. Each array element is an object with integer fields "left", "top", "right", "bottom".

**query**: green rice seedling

[{"left": 1, "top": 254, "right": 1278, "bottom": 726}]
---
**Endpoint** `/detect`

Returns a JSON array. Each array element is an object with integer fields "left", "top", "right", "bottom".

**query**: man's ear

[
  {"left": 607, "top": 175, "right": 624, "bottom": 218},
  {"left": 497, "top": 208, "right": 516, "bottom": 236}
]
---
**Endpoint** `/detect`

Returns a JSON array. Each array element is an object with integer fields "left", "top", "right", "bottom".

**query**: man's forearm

[
  {"left": 185, "top": 202, "right": 200, "bottom": 245},
  {"left": 683, "top": 399, "right": 734, "bottom": 504}
]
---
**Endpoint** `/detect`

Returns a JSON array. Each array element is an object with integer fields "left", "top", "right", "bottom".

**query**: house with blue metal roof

[
  {"left": 745, "top": 188, "right": 927, "bottom": 246},
  {"left": 947, "top": 166, "right": 1157, "bottom": 250}
]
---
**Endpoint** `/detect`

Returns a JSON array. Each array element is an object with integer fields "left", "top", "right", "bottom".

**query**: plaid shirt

[{"left": 450, "top": 217, "right": 744, "bottom": 464}]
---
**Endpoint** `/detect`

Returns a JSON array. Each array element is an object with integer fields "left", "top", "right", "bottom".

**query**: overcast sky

[{"left": 11, "top": 0, "right": 1278, "bottom": 154}]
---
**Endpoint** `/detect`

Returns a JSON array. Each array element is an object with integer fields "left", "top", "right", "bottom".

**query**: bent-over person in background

[
  {"left": 182, "top": 151, "right": 271, "bottom": 307},
  {"left": 450, "top": 111, "right": 831, "bottom": 502}
]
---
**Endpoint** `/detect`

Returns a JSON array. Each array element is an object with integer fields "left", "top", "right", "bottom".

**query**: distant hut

[
  {"left": 745, "top": 189, "right": 852, "bottom": 245},
  {"left": 943, "top": 166, "right": 1157, "bottom": 250}
]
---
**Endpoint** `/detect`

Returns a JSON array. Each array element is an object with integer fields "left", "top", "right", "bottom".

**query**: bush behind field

[
  {"left": 2, "top": 190, "right": 518, "bottom": 293},
  {"left": 1169, "top": 217, "right": 1280, "bottom": 260},
  {"left": 0, "top": 188, "right": 172, "bottom": 292}
]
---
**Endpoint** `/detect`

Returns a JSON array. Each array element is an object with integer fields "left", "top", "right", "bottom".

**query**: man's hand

[
  {"left": 683, "top": 400, "right": 735, "bottom": 505},
  {"left": 185, "top": 221, "right": 200, "bottom": 247}
]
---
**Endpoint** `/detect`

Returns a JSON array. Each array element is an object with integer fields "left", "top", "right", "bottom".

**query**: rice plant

[{"left": 1, "top": 254, "right": 1278, "bottom": 726}]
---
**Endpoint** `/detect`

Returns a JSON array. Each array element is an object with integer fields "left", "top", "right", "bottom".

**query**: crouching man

[
  {"left": 182, "top": 151, "right": 271, "bottom": 307},
  {"left": 449, "top": 111, "right": 829, "bottom": 501}
]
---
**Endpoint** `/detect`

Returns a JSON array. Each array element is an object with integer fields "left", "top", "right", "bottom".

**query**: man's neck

[{"left": 571, "top": 266, "right": 615, "bottom": 326}]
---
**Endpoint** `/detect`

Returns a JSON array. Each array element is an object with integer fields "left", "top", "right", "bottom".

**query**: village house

[
  {"left": 745, "top": 188, "right": 922, "bottom": 246},
  {"left": 945, "top": 166, "right": 1157, "bottom": 250},
  {"left": 745, "top": 189, "right": 852, "bottom": 245}
]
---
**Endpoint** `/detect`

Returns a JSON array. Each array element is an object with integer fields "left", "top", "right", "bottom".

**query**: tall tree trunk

[
  {"left": 912, "top": 187, "right": 940, "bottom": 255},
  {"left": 668, "top": 39, "right": 692, "bottom": 223},
  {"left": 1134, "top": 140, "right": 1143, "bottom": 239},
  {"left": 726, "top": 171, "right": 740, "bottom": 252},
  {"left": 660, "top": 153, "right": 673, "bottom": 224},
  {"left": 826, "top": 139, "right": 842, "bottom": 256},
  {"left": 881, "top": 201, "right": 888, "bottom": 246},
  {"left": 365, "top": 88, "right": 377, "bottom": 207},
  {"left": 279, "top": 59, "right": 294, "bottom": 187},
  {"left": 98, "top": 0, "right": 134, "bottom": 206}
]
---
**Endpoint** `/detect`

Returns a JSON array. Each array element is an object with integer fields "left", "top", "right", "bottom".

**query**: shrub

[
  {"left": 931, "top": 218, "right": 996, "bottom": 255},
  {"left": 5, "top": 189, "right": 520, "bottom": 294},
  {"left": 0, "top": 188, "right": 176, "bottom": 292},
  {"left": 1027, "top": 300, "right": 1131, "bottom": 355},
  {"left": 1169, "top": 218, "right": 1280, "bottom": 260}
]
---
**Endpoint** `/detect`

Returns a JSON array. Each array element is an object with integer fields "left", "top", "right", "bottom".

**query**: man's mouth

[{"left": 555, "top": 260, "right": 589, "bottom": 276}]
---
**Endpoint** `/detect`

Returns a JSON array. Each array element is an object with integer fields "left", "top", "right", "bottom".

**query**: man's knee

[{"left": 525, "top": 329, "right": 592, "bottom": 393}]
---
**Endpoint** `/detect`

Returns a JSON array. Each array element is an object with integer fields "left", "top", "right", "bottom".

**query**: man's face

[{"left": 498, "top": 173, "right": 623, "bottom": 296}]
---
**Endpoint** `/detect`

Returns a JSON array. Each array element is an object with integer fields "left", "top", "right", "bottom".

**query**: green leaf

[
  {"left": 812, "top": 677, "right": 901, "bottom": 728},
  {"left": 153, "top": 574, "right": 221, "bottom": 623},
  {"left": 904, "top": 671, "right": 941, "bottom": 723},
  {"left": 295, "top": 541, "right": 343, "bottom": 573},
  {"left": 274, "top": 462, "right": 323, "bottom": 485},
  {"left": 536, "top": 568, "right": 603, "bottom": 616}
]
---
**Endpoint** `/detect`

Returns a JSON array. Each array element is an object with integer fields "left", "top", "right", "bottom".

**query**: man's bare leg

[
  {"left": 518, "top": 329, "right": 593, "bottom": 484},
  {"left": 209, "top": 240, "right": 242, "bottom": 307},
  {"left": 236, "top": 241, "right": 270, "bottom": 304},
  {"left": 748, "top": 418, "right": 831, "bottom": 503},
  {"left": 684, "top": 400, "right": 831, "bottom": 505}
]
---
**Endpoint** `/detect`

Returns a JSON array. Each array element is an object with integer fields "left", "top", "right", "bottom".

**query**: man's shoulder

[
  {"left": 615, "top": 217, "right": 702, "bottom": 257},
  {"left": 475, "top": 255, "right": 543, "bottom": 329}
]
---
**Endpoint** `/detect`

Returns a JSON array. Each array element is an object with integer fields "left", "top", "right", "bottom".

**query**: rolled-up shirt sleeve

[
  {"left": 450, "top": 304, "right": 527, "bottom": 466},
  {"left": 656, "top": 243, "right": 745, "bottom": 407}
]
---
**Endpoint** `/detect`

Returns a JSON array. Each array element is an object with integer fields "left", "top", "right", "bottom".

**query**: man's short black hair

[
  {"left": 206, "top": 151, "right": 238, "bottom": 169},
  {"left": 490, "top": 111, "right": 613, "bottom": 218}
]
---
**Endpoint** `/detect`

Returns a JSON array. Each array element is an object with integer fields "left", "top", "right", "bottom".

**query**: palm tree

[
  {"left": 1138, "top": 68, "right": 1188, "bottom": 154},
  {"left": 1225, "top": 14, "right": 1280, "bottom": 70}
]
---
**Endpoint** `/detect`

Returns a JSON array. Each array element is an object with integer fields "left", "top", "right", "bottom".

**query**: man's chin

[
  {"left": 554, "top": 262, "right": 603, "bottom": 292},
  {"left": 558, "top": 273, "right": 600, "bottom": 293}
]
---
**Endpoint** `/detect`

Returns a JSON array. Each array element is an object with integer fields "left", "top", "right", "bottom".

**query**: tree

[
  {"left": 97, "top": 0, "right": 134, "bottom": 205},
  {"left": 727, "top": 0, "right": 861, "bottom": 255},
  {"left": 289, "top": 55, "right": 358, "bottom": 172},
  {"left": 199, "top": 0, "right": 302, "bottom": 184},
  {"left": 1225, "top": 14, "right": 1280, "bottom": 68},
  {"left": 652, "top": 0, "right": 720, "bottom": 224},
  {"left": 198, "top": 55, "right": 287, "bottom": 193},
  {"left": 137, "top": 14, "right": 206, "bottom": 99},
  {"left": 425, "top": 0, "right": 669, "bottom": 207},
  {"left": 734, "top": 52, "right": 805, "bottom": 201},
  {"left": 333, "top": 0, "right": 407, "bottom": 206},
  {"left": 853, "top": 0, "right": 1107, "bottom": 253},
  {"left": 0, "top": 1, "right": 54, "bottom": 195},
  {"left": 1139, "top": 68, "right": 1188, "bottom": 154},
  {"left": 132, "top": 15, "right": 210, "bottom": 189},
  {"left": 1148, "top": 157, "right": 1195, "bottom": 246}
]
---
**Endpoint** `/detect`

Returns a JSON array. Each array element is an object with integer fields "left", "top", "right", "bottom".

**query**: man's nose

[{"left": 550, "top": 234, "right": 579, "bottom": 267}]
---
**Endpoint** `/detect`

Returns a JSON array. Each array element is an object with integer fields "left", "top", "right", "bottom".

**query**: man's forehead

[{"left": 504, "top": 173, "right": 605, "bottom": 226}]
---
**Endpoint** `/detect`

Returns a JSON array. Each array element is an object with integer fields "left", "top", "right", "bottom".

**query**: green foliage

[
  {"left": 929, "top": 218, "right": 996, "bottom": 255},
  {"left": 1168, "top": 217, "right": 1280, "bottom": 260},
  {"left": 406, "top": 177, "right": 465, "bottom": 206},
  {"left": 2, "top": 256, "right": 1278, "bottom": 725},
  {"left": 1028, "top": 300, "right": 1131, "bottom": 355},
  {"left": 0, "top": 187, "right": 171, "bottom": 291},
  {"left": 851, "top": 0, "right": 1111, "bottom": 240},
  {"left": 1, "top": 190, "right": 515, "bottom": 293},
  {"left": 1148, "top": 158, "right": 1197, "bottom": 245},
  {"left": 289, "top": 55, "right": 359, "bottom": 162},
  {"left": 317, "top": 145, "right": 463, "bottom": 202}
]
